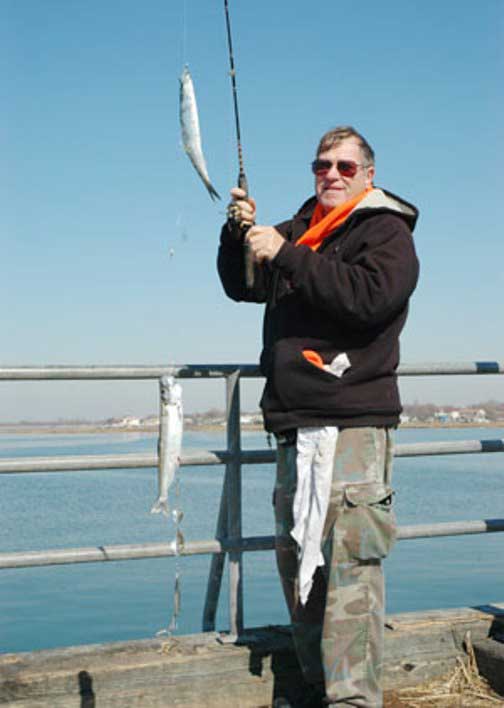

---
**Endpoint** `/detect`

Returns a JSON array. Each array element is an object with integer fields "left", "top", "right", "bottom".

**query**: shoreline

[{"left": 0, "top": 421, "right": 503, "bottom": 435}]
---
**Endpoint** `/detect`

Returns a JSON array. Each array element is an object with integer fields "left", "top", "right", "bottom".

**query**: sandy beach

[{"left": 1, "top": 421, "right": 503, "bottom": 435}]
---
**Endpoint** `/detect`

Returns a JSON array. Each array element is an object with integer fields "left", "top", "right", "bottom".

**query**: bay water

[{"left": 1, "top": 427, "right": 503, "bottom": 653}]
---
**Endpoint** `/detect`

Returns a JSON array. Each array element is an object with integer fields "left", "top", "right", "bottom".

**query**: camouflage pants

[{"left": 274, "top": 427, "right": 396, "bottom": 707}]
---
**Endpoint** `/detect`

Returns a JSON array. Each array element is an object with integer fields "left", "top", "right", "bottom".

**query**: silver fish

[
  {"left": 156, "top": 571, "right": 182, "bottom": 637},
  {"left": 171, "top": 571, "right": 181, "bottom": 621},
  {"left": 179, "top": 65, "right": 220, "bottom": 201},
  {"left": 151, "top": 376, "right": 183, "bottom": 517}
]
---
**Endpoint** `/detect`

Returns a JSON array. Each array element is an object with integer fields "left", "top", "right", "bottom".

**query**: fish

[
  {"left": 172, "top": 571, "right": 181, "bottom": 622},
  {"left": 179, "top": 65, "right": 220, "bottom": 201},
  {"left": 151, "top": 376, "right": 183, "bottom": 517},
  {"left": 156, "top": 570, "right": 182, "bottom": 638}
]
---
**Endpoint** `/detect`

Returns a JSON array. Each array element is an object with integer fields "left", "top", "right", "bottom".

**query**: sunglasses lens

[
  {"left": 311, "top": 159, "right": 332, "bottom": 174},
  {"left": 312, "top": 159, "right": 360, "bottom": 177},
  {"left": 337, "top": 161, "right": 358, "bottom": 177}
]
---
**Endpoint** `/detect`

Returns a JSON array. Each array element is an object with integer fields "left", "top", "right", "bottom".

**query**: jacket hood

[
  {"left": 295, "top": 188, "right": 419, "bottom": 233},
  {"left": 353, "top": 188, "right": 418, "bottom": 231}
]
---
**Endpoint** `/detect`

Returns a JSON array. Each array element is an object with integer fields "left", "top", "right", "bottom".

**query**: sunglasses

[{"left": 311, "top": 159, "right": 366, "bottom": 178}]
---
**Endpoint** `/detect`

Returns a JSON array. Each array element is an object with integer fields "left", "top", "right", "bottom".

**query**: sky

[{"left": 1, "top": 0, "right": 503, "bottom": 421}]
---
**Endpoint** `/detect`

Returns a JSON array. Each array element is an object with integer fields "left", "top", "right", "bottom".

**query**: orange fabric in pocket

[{"left": 302, "top": 349, "right": 325, "bottom": 369}]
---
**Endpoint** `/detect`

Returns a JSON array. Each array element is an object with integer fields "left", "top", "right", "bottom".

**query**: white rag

[
  {"left": 323, "top": 352, "right": 350, "bottom": 377},
  {"left": 290, "top": 425, "right": 339, "bottom": 605}
]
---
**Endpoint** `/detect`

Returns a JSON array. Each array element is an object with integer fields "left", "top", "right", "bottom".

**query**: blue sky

[{"left": 1, "top": 0, "right": 503, "bottom": 420}]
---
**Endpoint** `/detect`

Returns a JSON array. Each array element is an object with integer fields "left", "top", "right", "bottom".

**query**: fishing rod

[{"left": 224, "top": 0, "right": 254, "bottom": 289}]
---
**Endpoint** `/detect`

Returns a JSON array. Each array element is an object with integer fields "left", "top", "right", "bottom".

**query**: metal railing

[{"left": 1, "top": 361, "right": 503, "bottom": 636}]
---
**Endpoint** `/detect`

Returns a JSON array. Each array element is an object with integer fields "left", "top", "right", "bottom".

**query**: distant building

[
  {"left": 458, "top": 408, "right": 488, "bottom": 423},
  {"left": 240, "top": 413, "right": 263, "bottom": 424},
  {"left": 113, "top": 416, "right": 141, "bottom": 428},
  {"left": 141, "top": 416, "right": 159, "bottom": 426}
]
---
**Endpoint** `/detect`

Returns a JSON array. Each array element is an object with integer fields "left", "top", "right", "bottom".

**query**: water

[{"left": 1, "top": 427, "right": 503, "bottom": 653}]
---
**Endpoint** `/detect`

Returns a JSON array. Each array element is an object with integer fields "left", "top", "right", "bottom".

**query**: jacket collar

[{"left": 294, "top": 187, "right": 419, "bottom": 233}]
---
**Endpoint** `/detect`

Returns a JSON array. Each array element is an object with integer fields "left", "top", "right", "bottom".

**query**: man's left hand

[{"left": 246, "top": 225, "right": 285, "bottom": 263}]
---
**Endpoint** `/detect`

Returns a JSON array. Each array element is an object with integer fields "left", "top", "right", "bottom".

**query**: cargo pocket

[{"left": 340, "top": 483, "right": 397, "bottom": 561}]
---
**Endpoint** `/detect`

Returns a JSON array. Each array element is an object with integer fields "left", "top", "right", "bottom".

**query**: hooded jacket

[{"left": 218, "top": 188, "right": 420, "bottom": 432}]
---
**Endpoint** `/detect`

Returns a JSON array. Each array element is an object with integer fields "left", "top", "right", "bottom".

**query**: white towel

[{"left": 291, "top": 426, "right": 339, "bottom": 605}]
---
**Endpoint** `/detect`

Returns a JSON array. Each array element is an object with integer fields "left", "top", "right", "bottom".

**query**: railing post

[
  {"left": 225, "top": 369, "right": 243, "bottom": 636},
  {"left": 202, "top": 477, "right": 228, "bottom": 631}
]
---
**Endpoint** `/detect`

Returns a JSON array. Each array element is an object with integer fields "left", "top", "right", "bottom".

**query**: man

[{"left": 217, "top": 126, "right": 419, "bottom": 707}]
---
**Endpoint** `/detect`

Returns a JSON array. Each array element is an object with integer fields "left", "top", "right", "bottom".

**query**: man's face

[{"left": 314, "top": 137, "right": 375, "bottom": 213}]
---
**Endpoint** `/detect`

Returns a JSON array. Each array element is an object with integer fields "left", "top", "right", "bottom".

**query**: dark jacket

[{"left": 217, "top": 188, "right": 420, "bottom": 432}]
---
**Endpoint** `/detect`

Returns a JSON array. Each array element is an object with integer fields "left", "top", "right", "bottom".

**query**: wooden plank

[
  {"left": 473, "top": 637, "right": 504, "bottom": 695},
  {"left": 1, "top": 605, "right": 503, "bottom": 707},
  {"left": 386, "top": 603, "right": 504, "bottom": 630},
  {"left": 0, "top": 632, "right": 278, "bottom": 707},
  {"left": 383, "top": 603, "right": 504, "bottom": 690}
]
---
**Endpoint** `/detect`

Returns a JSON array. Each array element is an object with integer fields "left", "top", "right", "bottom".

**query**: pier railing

[{"left": 0, "top": 362, "right": 503, "bottom": 636}]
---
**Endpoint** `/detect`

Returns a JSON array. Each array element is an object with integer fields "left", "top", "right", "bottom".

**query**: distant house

[
  {"left": 113, "top": 416, "right": 141, "bottom": 428},
  {"left": 459, "top": 408, "right": 488, "bottom": 423},
  {"left": 141, "top": 416, "right": 159, "bottom": 426},
  {"left": 240, "top": 413, "right": 263, "bottom": 425}
]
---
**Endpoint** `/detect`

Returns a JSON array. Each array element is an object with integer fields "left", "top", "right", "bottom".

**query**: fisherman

[{"left": 217, "top": 126, "right": 419, "bottom": 708}]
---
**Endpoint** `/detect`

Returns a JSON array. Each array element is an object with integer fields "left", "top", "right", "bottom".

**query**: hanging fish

[
  {"left": 170, "top": 571, "right": 182, "bottom": 630},
  {"left": 157, "top": 571, "right": 182, "bottom": 639},
  {"left": 151, "top": 376, "right": 183, "bottom": 517},
  {"left": 179, "top": 65, "right": 220, "bottom": 201}
]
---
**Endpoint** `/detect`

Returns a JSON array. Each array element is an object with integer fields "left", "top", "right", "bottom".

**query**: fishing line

[
  {"left": 181, "top": 0, "right": 188, "bottom": 67},
  {"left": 156, "top": 471, "right": 185, "bottom": 639}
]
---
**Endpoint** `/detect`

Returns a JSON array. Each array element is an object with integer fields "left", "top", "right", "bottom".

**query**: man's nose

[{"left": 326, "top": 163, "right": 341, "bottom": 178}]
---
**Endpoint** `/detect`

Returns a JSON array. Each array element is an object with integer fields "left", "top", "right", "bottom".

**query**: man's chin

[{"left": 319, "top": 194, "right": 346, "bottom": 211}]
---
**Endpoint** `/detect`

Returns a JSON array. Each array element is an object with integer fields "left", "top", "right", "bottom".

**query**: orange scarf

[{"left": 296, "top": 187, "right": 373, "bottom": 251}]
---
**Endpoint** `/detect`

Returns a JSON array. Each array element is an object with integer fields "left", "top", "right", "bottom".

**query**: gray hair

[{"left": 317, "top": 126, "right": 375, "bottom": 165}]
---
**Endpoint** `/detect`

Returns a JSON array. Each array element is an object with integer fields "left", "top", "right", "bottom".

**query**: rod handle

[
  {"left": 238, "top": 170, "right": 248, "bottom": 197},
  {"left": 238, "top": 171, "right": 254, "bottom": 289}
]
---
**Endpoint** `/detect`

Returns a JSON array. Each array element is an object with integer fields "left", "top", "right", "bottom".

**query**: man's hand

[
  {"left": 227, "top": 187, "right": 257, "bottom": 227},
  {"left": 246, "top": 225, "right": 285, "bottom": 263}
]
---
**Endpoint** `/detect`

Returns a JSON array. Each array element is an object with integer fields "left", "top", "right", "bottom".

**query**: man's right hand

[{"left": 227, "top": 187, "right": 257, "bottom": 229}]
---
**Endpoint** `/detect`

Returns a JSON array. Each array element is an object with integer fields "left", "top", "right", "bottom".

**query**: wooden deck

[{"left": 1, "top": 604, "right": 503, "bottom": 707}]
